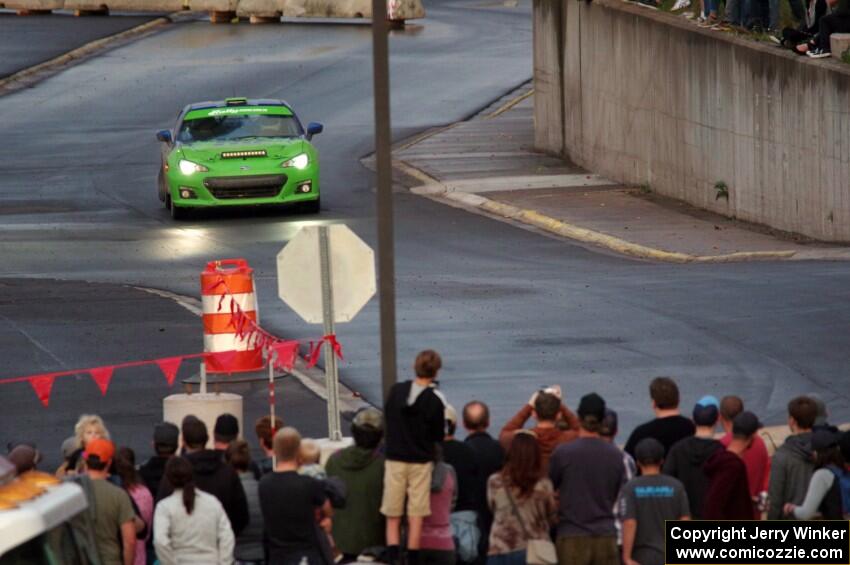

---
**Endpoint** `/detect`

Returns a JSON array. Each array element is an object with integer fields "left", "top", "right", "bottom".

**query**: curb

[
  {"left": 401, "top": 160, "right": 803, "bottom": 264},
  {"left": 0, "top": 14, "right": 177, "bottom": 95}
]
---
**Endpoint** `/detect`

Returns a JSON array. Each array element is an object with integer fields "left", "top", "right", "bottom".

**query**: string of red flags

[{"left": 2, "top": 273, "right": 344, "bottom": 408}]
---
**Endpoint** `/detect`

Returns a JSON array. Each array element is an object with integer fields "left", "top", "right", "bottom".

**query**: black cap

[
  {"left": 635, "top": 437, "right": 665, "bottom": 464},
  {"left": 732, "top": 411, "right": 761, "bottom": 437},
  {"left": 577, "top": 393, "right": 606, "bottom": 421},
  {"left": 811, "top": 428, "right": 839, "bottom": 452},
  {"left": 153, "top": 422, "right": 179, "bottom": 447},
  {"left": 214, "top": 413, "right": 239, "bottom": 439},
  {"left": 600, "top": 409, "right": 618, "bottom": 437}
]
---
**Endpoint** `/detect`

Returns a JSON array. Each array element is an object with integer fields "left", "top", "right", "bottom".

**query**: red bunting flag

[
  {"left": 206, "top": 350, "right": 237, "bottom": 373},
  {"left": 30, "top": 375, "right": 56, "bottom": 407},
  {"left": 156, "top": 357, "right": 183, "bottom": 386},
  {"left": 306, "top": 334, "right": 344, "bottom": 368},
  {"left": 271, "top": 341, "right": 299, "bottom": 371},
  {"left": 89, "top": 367, "right": 114, "bottom": 396}
]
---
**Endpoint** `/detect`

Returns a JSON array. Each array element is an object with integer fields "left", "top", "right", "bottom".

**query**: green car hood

[{"left": 177, "top": 138, "right": 306, "bottom": 165}]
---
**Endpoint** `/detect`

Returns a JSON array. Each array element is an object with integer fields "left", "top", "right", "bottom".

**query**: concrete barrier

[
  {"left": 236, "top": 0, "right": 424, "bottom": 21},
  {"left": 832, "top": 33, "right": 850, "bottom": 60},
  {"left": 163, "top": 392, "right": 243, "bottom": 449},
  {"left": 534, "top": 0, "right": 850, "bottom": 242},
  {"left": 5, "top": 0, "right": 63, "bottom": 14}
]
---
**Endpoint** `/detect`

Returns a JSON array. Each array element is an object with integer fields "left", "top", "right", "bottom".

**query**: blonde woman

[
  {"left": 75, "top": 414, "right": 110, "bottom": 449},
  {"left": 57, "top": 415, "right": 111, "bottom": 477}
]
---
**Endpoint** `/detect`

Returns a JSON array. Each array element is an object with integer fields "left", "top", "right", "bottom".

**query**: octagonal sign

[{"left": 277, "top": 225, "right": 376, "bottom": 324}]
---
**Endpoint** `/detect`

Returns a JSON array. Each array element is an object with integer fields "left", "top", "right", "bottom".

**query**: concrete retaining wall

[{"left": 534, "top": 0, "right": 850, "bottom": 241}]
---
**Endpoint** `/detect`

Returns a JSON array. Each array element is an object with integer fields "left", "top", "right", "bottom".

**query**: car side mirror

[
  {"left": 306, "top": 122, "right": 323, "bottom": 141},
  {"left": 156, "top": 129, "right": 172, "bottom": 143}
]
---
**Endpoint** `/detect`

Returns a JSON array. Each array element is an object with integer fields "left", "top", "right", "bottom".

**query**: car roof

[{"left": 185, "top": 99, "right": 293, "bottom": 112}]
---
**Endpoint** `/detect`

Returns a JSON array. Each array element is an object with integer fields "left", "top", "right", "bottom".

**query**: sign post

[{"left": 277, "top": 224, "right": 376, "bottom": 441}]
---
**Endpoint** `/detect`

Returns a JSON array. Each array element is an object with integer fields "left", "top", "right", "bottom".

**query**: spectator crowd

[
  {"left": 6, "top": 349, "right": 850, "bottom": 565},
  {"left": 636, "top": 0, "right": 850, "bottom": 59}
]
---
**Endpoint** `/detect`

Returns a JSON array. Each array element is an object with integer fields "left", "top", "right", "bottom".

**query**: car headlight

[
  {"left": 178, "top": 159, "right": 208, "bottom": 175},
  {"left": 282, "top": 154, "right": 309, "bottom": 170}
]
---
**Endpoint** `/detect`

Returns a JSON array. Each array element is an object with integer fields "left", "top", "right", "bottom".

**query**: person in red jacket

[
  {"left": 499, "top": 386, "right": 579, "bottom": 470},
  {"left": 702, "top": 412, "right": 759, "bottom": 520}
]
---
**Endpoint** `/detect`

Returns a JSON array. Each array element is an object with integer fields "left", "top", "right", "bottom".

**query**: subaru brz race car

[{"left": 156, "top": 97, "right": 322, "bottom": 219}]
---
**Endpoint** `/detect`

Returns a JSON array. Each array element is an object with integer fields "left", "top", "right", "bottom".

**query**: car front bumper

[{"left": 167, "top": 165, "right": 319, "bottom": 208}]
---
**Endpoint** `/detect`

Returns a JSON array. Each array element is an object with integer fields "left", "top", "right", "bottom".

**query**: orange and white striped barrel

[{"left": 201, "top": 259, "right": 264, "bottom": 373}]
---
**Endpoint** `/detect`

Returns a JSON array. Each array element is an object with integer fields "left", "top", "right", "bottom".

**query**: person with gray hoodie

[{"left": 767, "top": 396, "right": 818, "bottom": 520}]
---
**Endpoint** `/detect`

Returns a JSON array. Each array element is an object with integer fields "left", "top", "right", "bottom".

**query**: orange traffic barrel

[{"left": 201, "top": 259, "right": 264, "bottom": 373}]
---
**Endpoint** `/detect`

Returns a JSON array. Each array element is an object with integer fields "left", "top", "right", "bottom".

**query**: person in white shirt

[{"left": 154, "top": 456, "right": 235, "bottom": 565}]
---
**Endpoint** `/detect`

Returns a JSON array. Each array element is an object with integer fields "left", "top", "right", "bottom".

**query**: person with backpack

[{"left": 784, "top": 429, "right": 849, "bottom": 520}]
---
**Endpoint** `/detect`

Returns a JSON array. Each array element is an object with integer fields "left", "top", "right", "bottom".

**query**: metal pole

[
  {"left": 199, "top": 362, "right": 207, "bottom": 395},
  {"left": 268, "top": 351, "right": 277, "bottom": 468},
  {"left": 319, "top": 227, "right": 342, "bottom": 441},
  {"left": 372, "top": 0, "right": 398, "bottom": 404}
]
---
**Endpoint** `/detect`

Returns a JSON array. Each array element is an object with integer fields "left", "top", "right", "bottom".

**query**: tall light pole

[{"left": 372, "top": 0, "right": 397, "bottom": 404}]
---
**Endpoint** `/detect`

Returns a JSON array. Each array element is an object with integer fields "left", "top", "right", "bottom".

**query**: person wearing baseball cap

[
  {"left": 662, "top": 395, "right": 723, "bottom": 519},
  {"left": 719, "top": 397, "right": 771, "bottom": 516},
  {"left": 550, "top": 393, "right": 627, "bottom": 565},
  {"left": 620, "top": 438, "right": 690, "bottom": 565},
  {"left": 83, "top": 438, "right": 138, "bottom": 565},
  {"left": 326, "top": 407, "right": 386, "bottom": 561},
  {"left": 139, "top": 422, "right": 179, "bottom": 498},
  {"left": 702, "top": 411, "right": 760, "bottom": 519}
]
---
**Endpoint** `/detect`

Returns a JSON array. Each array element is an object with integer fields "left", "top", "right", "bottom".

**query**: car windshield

[{"left": 177, "top": 114, "right": 302, "bottom": 143}]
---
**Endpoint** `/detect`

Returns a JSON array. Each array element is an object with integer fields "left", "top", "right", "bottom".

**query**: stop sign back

[{"left": 277, "top": 225, "right": 376, "bottom": 324}]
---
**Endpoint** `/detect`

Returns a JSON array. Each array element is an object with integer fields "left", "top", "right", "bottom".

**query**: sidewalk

[{"left": 393, "top": 84, "right": 850, "bottom": 263}]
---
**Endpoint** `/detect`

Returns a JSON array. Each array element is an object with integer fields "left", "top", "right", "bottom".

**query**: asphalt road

[
  {"left": 0, "top": 11, "right": 159, "bottom": 78},
  {"left": 1, "top": 0, "right": 849, "bottom": 459}
]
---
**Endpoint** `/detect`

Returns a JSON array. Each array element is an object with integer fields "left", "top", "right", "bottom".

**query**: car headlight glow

[
  {"left": 282, "top": 153, "right": 309, "bottom": 170},
  {"left": 178, "top": 159, "right": 208, "bottom": 175}
]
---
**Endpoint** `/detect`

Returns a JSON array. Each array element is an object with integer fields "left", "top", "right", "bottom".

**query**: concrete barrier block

[
  {"left": 235, "top": 0, "right": 280, "bottom": 19},
  {"left": 388, "top": 0, "right": 424, "bottom": 20},
  {"left": 163, "top": 392, "right": 243, "bottom": 450},
  {"left": 194, "top": 0, "right": 238, "bottom": 13},
  {"left": 278, "top": 0, "right": 370, "bottom": 17},
  {"left": 5, "top": 0, "right": 63, "bottom": 12},
  {"left": 106, "top": 0, "right": 183, "bottom": 9},
  {"left": 831, "top": 33, "right": 850, "bottom": 59}
]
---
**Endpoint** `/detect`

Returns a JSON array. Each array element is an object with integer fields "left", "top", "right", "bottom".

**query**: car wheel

[
  {"left": 170, "top": 202, "right": 189, "bottom": 221},
  {"left": 301, "top": 197, "right": 320, "bottom": 214},
  {"left": 158, "top": 169, "right": 168, "bottom": 204}
]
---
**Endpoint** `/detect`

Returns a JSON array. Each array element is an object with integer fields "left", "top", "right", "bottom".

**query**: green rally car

[{"left": 156, "top": 97, "right": 323, "bottom": 219}]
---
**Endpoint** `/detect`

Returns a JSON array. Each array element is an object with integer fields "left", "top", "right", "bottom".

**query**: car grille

[{"left": 203, "top": 175, "right": 286, "bottom": 200}]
